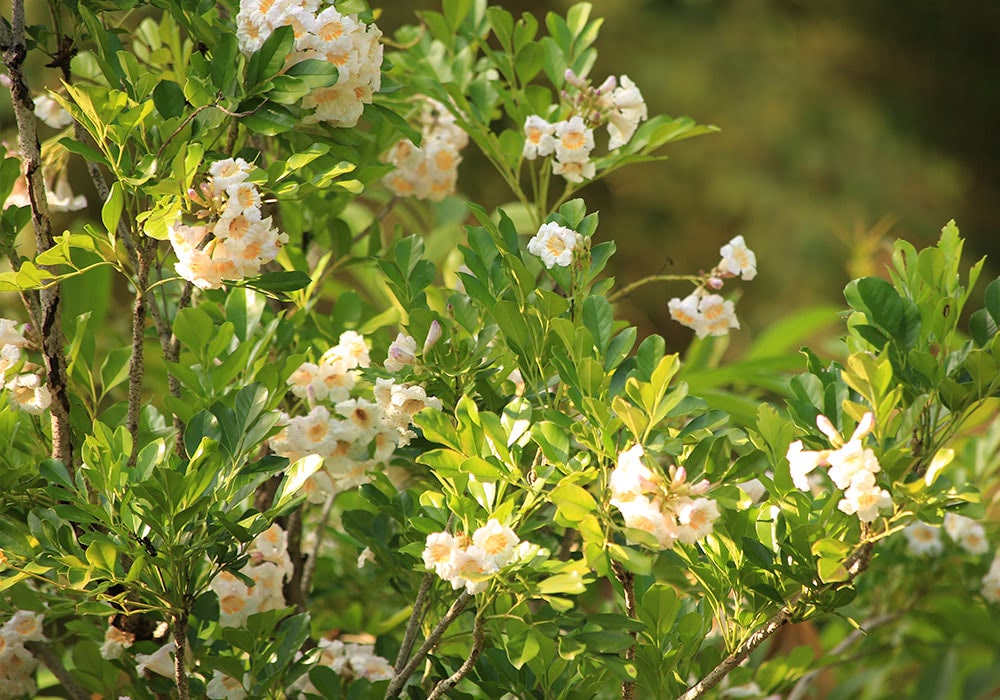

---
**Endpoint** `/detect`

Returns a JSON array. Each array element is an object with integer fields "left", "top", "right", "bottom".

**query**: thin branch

[
  {"left": 24, "top": 641, "right": 89, "bottom": 700},
  {"left": 426, "top": 614, "right": 486, "bottom": 700},
  {"left": 126, "top": 238, "right": 154, "bottom": 466},
  {"left": 300, "top": 491, "right": 337, "bottom": 602},
  {"left": 393, "top": 572, "right": 435, "bottom": 673},
  {"left": 385, "top": 591, "right": 472, "bottom": 699},
  {"left": 172, "top": 610, "right": 190, "bottom": 700},
  {"left": 612, "top": 560, "right": 638, "bottom": 700},
  {"left": 608, "top": 273, "right": 704, "bottom": 303},
  {"left": 2, "top": 0, "right": 73, "bottom": 468}
]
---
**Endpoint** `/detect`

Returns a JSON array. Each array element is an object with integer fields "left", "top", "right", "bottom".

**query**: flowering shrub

[{"left": 1, "top": 1, "right": 999, "bottom": 699}]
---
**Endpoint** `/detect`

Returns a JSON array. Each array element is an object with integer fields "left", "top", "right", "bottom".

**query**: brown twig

[
  {"left": 426, "top": 614, "right": 485, "bottom": 700},
  {"left": 2, "top": 0, "right": 73, "bottom": 468},
  {"left": 299, "top": 491, "right": 337, "bottom": 604},
  {"left": 385, "top": 591, "right": 472, "bottom": 699},
  {"left": 393, "top": 572, "right": 435, "bottom": 673},
  {"left": 172, "top": 610, "right": 190, "bottom": 700},
  {"left": 126, "top": 238, "right": 154, "bottom": 465},
  {"left": 611, "top": 560, "right": 638, "bottom": 700}
]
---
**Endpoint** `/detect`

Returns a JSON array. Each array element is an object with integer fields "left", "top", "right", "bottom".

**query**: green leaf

[
  {"left": 101, "top": 181, "right": 124, "bottom": 235},
  {"left": 985, "top": 278, "right": 1000, "bottom": 326},
  {"left": 246, "top": 25, "right": 294, "bottom": 88},
  {"left": 243, "top": 270, "right": 311, "bottom": 292},
  {"left": 240, "top": 99, "right": 297, "bottom": 135},
  {"left": 582, "top": 295, "right": 613, "bottom": 353},
  {"left": 85, "top": 540, "right": 117, "bottom": 573},
  {"left": 152, "top": 80, "right": 187, "bottom": 119},
  {"left": 211, "top": 32, "right": 240, "bottom": 90},
  {"left": 284, "top": 59, "right": 339, "bottom": 89}
]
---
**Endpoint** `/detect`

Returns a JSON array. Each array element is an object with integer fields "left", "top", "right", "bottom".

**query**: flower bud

[
  {"left": 595, "top": 75, "right": 617, "bottom": 94},
  {"left": 423, "top": 320, "right": 442, "bottom": 354},
  {"left": 564, "top": 68, "right": 587, "bottom": 88},
  {"left": 707, "top": 276, "right": 724, "bottom": 290}
]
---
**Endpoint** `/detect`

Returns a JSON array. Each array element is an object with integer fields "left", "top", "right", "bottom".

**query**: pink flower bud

[
  {"left": 595, "top": 75, "right": 617, "bottom": 94},
  {"left": 388, "top": 344, "right": 416, "bottom": 367},
  {"left": 707, "top": 277, "right": 724, "bottom": 290},
  {"left": 564, "top": 69, "right": 587, "bottom": 88},
  {"left": 815, "top": 414, "right": 842, "bottom": 446},
  {"left": 690, "top": 479, "right": 711, "bottom": 495},
  {"left": 672, "top": 465, "right": 687, "bottom": 486}
]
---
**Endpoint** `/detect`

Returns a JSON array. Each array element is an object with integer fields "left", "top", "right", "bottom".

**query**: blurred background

[{"left": 3, "top": 0, "right": 999, "bottom": 349}]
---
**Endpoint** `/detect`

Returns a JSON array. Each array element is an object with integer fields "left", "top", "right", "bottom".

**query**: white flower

[
  {"left": 422, "top": 531, "right": 459, "bottom": 578},
  {"left": 903, "top": 521, "right": 943, "bottom": 557},
  {"left": 100, "top": 623, "right": 134, "bottom": 660},
  {"left": 34, "top": 95, "right": 73, "bottom": 129},
  {"left": 615, "top": 495, "right": 678, "bottom": 549},
  {"left": 523, "top": 115, "right": 556, "bottom": 160},
  {"left": 527, "top": 222, "right": 580, "bottom": 269},
  {"left": 668, "top": 291, "right": 740, "bottom": 339},
  {"left": 471, "top": 519, "right": 519, "bottom": 568},
  {"left": 208, "top": 158, "right": 251, "bottom": 192},
  {"left": 944, "top": 513, "right": 989, "bottom": 555},
  {"left": 0, "top": 319, "right": 27, "bottom": 347},
  {"left": 47, "top": 170, "right": 87, "bottom": 212},
  {"left": 205, "top": 670, "right": 247, "bottom": 700},
  {"left": 135, "top": 641, "right": 176, "bottom": 678},
  {"left": 2, "top": 610, "right": 45, "bottom": 642},
  {"left": 6, "top": 373, "right": 51, "bottom": 414},
  {"left": 718, "top": 235, "right": 757, "bottom": 281},
  {"left": 551, "top": 157, "right": 595, "bottom": 183},
  {"left": 608, "top": 444, "right": 659, "bottom": 502},
  {"left": 736, "top": 478, "right": 767, "bottom": 504},
  {"left": 553, "top": 116, "right": 594, "bottom": 163},
  {"left": 674, "top": 497, "right": 720, "bottom": 544},
  {"left": 384, "top": 333, "right": 417, "bottom": 372},
  {"left": 607, "top": 75, "right": 647, "bottom": 149},
  {"left": 837, "top": 471, "right": 892, "bottom": 523}
]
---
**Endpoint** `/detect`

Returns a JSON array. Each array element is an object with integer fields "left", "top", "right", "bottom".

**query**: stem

[
  {"left": 385, "top": 591, "right": 472, "bottom": 699},
  {"left": 172, "top": 610, "right": 190, "bottom": 700},
  {"left": 393, "top": 572, "right": 435, "bottom": 673},
  {"left": 608, "top": 273, "right": 704, "bottom": 303},
  {"left": 426, "top": 614, "right": 485, "bottom": 700},
  {"left": 299, "top": 491, "right": 337, "bottom": 603},
  {"left": 127, "top": 238, "right": 154, "bottom": 465},
  {"left": 2, "top": 0, "right": 74, "bottom": 468},
  {"left": 24, "top": 641, "right": 90, "bottom": 700},
  {"left": 167, "top": 280, "right": 195, "bottom": 457},
  {"left": 611, "top": 561, "right": 638, "bottom": 700}
]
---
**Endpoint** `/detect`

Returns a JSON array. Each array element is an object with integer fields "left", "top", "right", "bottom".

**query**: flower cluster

[
  {"left": 0, "top": 318, "right": 51, "bottom": 414},
  {"left": 0, "top": 611, "right": 45, "bottom": 698},
  {"left": 169, "top": 158, "right": 288, "bottom": 290},
  {"left": 287, "top": 330, "right": 370, "bottom": 404},
  {"left": 786, "top": 412, "right": 892, "bottom": 523},
  {"left": 943, "top": 512, "right": 989, "bottom": 555},
  {"left": 209, "top": 524, "right": 293, "bottom": 627},
  {"left": 383, "top": 98, "right": 470, "bottom": 201},
  {"left": 522, "top": 71, "right": 648, "bottom": 184},
  {"left": 292, "top": 638, "right": 393, "bottom": 693},
  {"left": 668, "top": 236, "right": 756, "bottom": 338},
  {"left": 270, "top": 331, "right": 442, "bottom": 501},
  {"left": 236, "top": 0, "right": 382, "bottom": 128},
  {"left": 608, "top": 445, "right": 720, "bottom": 550},
  {"left": 422, "top": 519, "right": 521, "bottom": 594},
  {"left": 527, "top": 222, "right": 582, "bottom": 269}
]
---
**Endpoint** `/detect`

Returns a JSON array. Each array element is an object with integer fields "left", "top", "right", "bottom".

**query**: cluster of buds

[
  {"left": 270, "top": 330, "right": 443, "bottom": 502},
  {"left": 169, "top": 158, "right": 288, "bottom": 290},
  {"left": 786, "top": 412, "right": 893, "bottom": 523},
  {"left": 292, "top": 638, "right": 393, "bottom": 692},
  {"left": 609, "top": 445, "right": 721, "bottom": 550},
  {"left": 0, "top": 611, "right": 45, "bottom": 698},
  {"left": 521, "top": 69, "right": 648, "bottom": 184},
  {"left": 422, "top": 520, "right": 522, "bottom": 594},
  {"left": 668, "top": 235, "right": 757, "bottom": 339},
  {"left": 382, "top": 98, "right": 470, "bottom": 201},
  {"left": 0, "top": 318, "right": 51, "bottom": 415},
  {"left": 209, "top": 524, "right": 294, "bottom": 628},
  {"left": 236, "top": 0, "right": 383, "bottom": 128}
]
